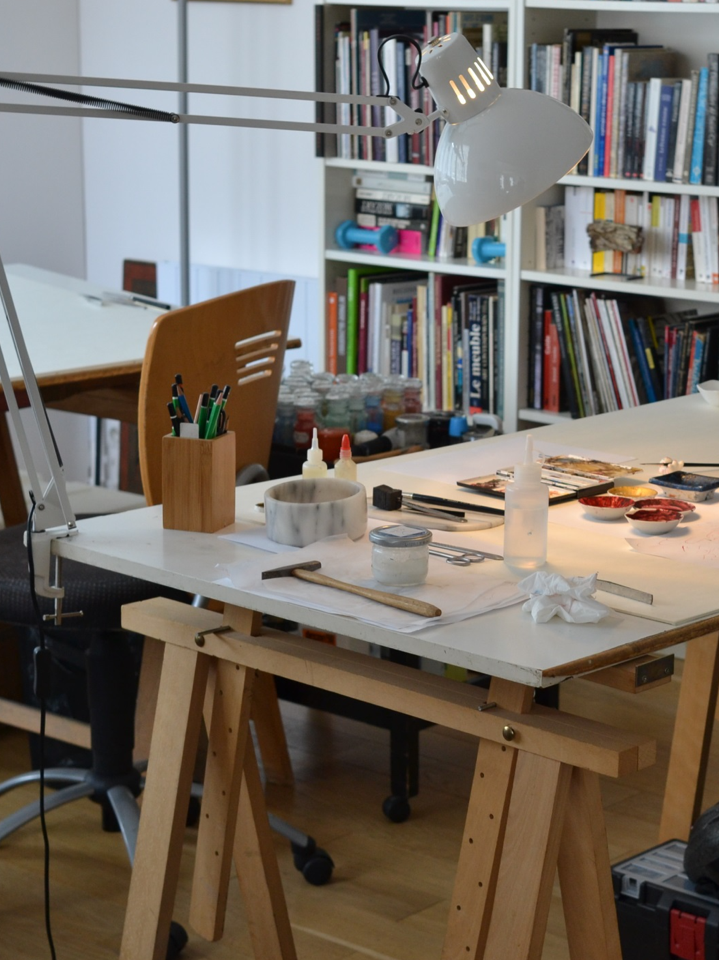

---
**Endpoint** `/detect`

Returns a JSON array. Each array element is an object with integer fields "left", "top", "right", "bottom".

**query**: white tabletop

[
  {"left": 2, "top": 264, "right": 169, "bottom": 384},
  {"left": 53, "top": 394, "right": 719, "bottom": 687}
]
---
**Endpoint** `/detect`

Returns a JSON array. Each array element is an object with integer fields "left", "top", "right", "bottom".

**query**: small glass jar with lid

[
  {"left": 403, "top": 378, "right": 423, "bottom": 413},
  {"left": 289, "top": 358, "right": 314, "bottom": 382},
  {"left": 369, "top": 524, "right": 432, "bottom": 587},
  {"left": 381, "top": 376, "right": 405, "bottom": 430},
  {"left": 292, "top": 395, "right": 318, "bottom": 451}
]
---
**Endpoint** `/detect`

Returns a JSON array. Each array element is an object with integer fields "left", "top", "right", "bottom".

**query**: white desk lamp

[{"left": 0, "top": 32, "right": 591, "bottom": 616}]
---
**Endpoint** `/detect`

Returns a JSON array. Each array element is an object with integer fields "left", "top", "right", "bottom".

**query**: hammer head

[{"left": 262, "top": 560, "right": 322, "bottom": 580}]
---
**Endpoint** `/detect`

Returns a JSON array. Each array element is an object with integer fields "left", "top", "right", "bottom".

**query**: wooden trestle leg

[
  {"left": 443, "top": 678, "right": 623, "bottom": 960},
  {"left": 659, "top": 631, "right": 719, "bottom": 842},
  {"left": 120, "top": 643, "right": 210, "bottom": 960}
]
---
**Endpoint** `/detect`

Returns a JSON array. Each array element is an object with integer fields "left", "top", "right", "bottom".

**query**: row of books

[
  {"left": 351, "top": 170, "right": 504, "bottom": 260},
  {"left": 530, "top": 28, "right": 719, "bottom": 185},
  {"left": 528, "top": 284, "right": 719, "bottom": 417},
  {"left": 331, "top": 9, "right": 507, "bottom": 164},
  {"left": 326, "top": 269, "right": 504, "bottom": 415},
  {"left": 543, "top": 186, "right": 719, "bottom": 282}
]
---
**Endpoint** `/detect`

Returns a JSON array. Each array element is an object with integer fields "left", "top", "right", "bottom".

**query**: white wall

[
  {"left": 0, "top": 0, "right": 85, "bottom": 275},
  {"left": 79, "top": 0, "right": 322, "bottom": 290},
  {"left": 0, "top": 1, "right": 93, "bottom": 487}
]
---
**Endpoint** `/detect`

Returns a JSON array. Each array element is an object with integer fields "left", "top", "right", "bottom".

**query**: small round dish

[
  {"left": 578, "top": 494, "right": 634, "bottom": 520},
  {"left": 609, "top": 485, "right": 658, "bottom": 499},
  {"left": 633, "top": 497, "right": 696, "bottom": 515},
  {"left": 697, "top": 380, "right": 719, "bottom": 408},
  {"left": 626, "top": 507, "right": 683, "bottom": 535}
]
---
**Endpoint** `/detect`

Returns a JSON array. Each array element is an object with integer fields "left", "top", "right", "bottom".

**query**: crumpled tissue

[{"left": 517, "top": 572, "right": 612, "bottom": 623}]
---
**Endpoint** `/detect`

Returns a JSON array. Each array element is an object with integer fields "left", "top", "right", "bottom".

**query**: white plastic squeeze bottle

[
  {"left": 503, "top": 434, "right": 548, "bottom": 570},
  {"left": 333, "top": 433, "right": 357, "bottom": 482},
  {"left": 302, "top": 428, "right": 328, "bottom": 478}
]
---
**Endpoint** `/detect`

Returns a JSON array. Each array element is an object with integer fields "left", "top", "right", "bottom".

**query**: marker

[
  {"left": 205, "top": 394, "right": 223, "bottom": 439},
  {"left": 172, "top": 378, "right": 193, "bottom": 422}
]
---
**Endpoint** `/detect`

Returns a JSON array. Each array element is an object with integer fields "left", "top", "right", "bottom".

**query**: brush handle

[{"left": 292, "top": 569, "right": 441, "bottom": 618}]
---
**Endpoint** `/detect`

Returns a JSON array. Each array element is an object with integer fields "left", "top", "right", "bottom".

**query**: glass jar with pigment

[{"left": 369, "top": 524, "right": 432, "bottom": 587}]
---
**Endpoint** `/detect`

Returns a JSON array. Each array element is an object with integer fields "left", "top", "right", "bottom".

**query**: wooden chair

[{"left": 133, "top": 281, "right": 297, "bottom": 785}]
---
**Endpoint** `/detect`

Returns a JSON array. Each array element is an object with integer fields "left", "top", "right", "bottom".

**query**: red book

[
  {"left": 326, "top": 291, "right": 338, "bottom": 374},
  {"left": 543, "top": 309, "right": 561, "bottom": 413},
  {"left": 357, "top": 277, "right": 370, "bottom": 374}
]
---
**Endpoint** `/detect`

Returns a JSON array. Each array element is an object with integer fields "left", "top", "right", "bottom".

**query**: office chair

[{"left": 0, "top": 280, "right": 328, "bottom": 957}]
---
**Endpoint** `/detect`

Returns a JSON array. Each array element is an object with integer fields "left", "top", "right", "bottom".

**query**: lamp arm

[
  {"left": 0, "top": 72, "right": 440, "bottom": 138},
  {"left": 0, "top": 256, "right": 76, "bottom": 600}
]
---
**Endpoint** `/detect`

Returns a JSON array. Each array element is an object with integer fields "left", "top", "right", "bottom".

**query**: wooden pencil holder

[{"left": 162, "top": 431, "right": 236, "bottom": 533}]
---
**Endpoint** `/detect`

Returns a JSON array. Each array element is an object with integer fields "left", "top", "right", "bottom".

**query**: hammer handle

[{"left": 292, "top": 568, "right": 441, "bottom": 618}]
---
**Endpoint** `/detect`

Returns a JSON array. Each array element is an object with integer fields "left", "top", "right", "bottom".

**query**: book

[
  {"left": 549, "top": 290, "right": 582, "bottom": 418},
  {"left": 326, "top": 290, "right": 338, "bottom": 374},
  {"left": 345, "top": 266, "right": 393, "bottom": 373},
  {"left": 672, "top": 77, "right": 694, "bottom": 183},
  {"left": 704, "top": 53, "right": 719, "bottom": 186},
  {"left": 689, "top": 67, "right": 709, "bottom": 185}
]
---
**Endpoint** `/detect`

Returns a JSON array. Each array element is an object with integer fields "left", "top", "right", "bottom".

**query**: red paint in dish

[
  {"left": 628, "top": 508, "right": 683, "bottom": 522},
  {"left": 634, "top": 498, "right": 695, "bottom": 513},
  {"left": 579, "top": 495, "right": 634, "bottom": 508}
]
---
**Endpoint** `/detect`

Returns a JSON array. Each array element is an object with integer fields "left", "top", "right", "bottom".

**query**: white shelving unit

[{"left": 317, "top": 0, "right": 719, "bottom": 432}]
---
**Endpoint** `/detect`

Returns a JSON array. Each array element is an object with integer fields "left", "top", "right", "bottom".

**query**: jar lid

[{"left": 369, "top": 524, "right": 432, "bottom": 547}]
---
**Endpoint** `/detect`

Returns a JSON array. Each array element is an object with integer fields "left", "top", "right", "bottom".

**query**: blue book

[
  {"left": 627, "top": 318, "right": 657, "bottom": 403},
  {"left": 654, "top": 84, "right": 674, "bottom": 183},
  {"left": 690, "top": 67, "right": 709, "bottom": 185},
  {"left": 595, "top": 50, "right": 609, "bottom": 176}
]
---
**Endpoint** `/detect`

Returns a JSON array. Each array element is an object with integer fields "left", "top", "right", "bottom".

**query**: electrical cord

[{"left": 25, "top": 494, "right": 58, "bottom": 960}]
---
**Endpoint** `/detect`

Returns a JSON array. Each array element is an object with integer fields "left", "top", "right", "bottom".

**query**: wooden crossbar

[{"left": 122, "top": 597, "right": 655, "bottom": 779}]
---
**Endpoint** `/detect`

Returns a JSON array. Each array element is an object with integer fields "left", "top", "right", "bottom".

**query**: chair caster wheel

[
  {"left": 166, "top": 920, "right": 188, "bottom": 959},
  {"left": 291, "top": 840, "right": 334, "bottom": 885},
  {"left": 382, "top": 795, "right": 411, "bottom": 823}
]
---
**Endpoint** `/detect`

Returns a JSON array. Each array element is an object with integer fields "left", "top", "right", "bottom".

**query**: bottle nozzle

[
  {"left": 524, "top": 434, "right": 534, "bottom": 464},
  {"left": 339, "top": 433, "right": 351, "bottom": 459},
  {"left": 307, "top": 427, "right": 323, "bottom": 463}
]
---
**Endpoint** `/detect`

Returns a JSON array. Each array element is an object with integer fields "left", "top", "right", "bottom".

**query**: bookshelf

[{"left": 316, "top": 0, "right": 719, "bottom": 432}]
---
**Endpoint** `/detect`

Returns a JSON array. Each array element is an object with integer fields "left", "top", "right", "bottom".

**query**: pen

[
  {"left": 405, "top": 492, "right": 505, "bottom": 517},
  {"left": 197, "top": 392, "right": 210, "bottom": 438},
  {"left": 643, "top": 462, "right": 719, "bottom": 467},
  {"left": 167, "top": 401, "right": 181, "bottom": 437},
  {"left": 173, "top": 377, "right": 194, "bottom": 423},
  {"left": 205, "top": 393, "right": 223, "bottom": 439}
]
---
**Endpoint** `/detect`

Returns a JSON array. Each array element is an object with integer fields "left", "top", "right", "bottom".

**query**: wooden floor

[{"left": 0, "top": 668, "right": 717, "bottom": 960}]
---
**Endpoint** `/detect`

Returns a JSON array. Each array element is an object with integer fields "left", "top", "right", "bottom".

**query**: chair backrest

[{"left": 138, "top": 280, "right": 295, "bottom": 505}]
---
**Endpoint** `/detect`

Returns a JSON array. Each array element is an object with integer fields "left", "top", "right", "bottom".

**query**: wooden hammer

[{"left": 262, "top": 561, "right": 441, "bottom": 618}]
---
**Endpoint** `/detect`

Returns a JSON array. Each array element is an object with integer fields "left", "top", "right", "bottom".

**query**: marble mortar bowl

[{"left": 264, "top": 478, "right": 367, "bottom": 546}]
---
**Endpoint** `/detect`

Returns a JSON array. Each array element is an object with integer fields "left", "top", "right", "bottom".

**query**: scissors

[
  {"left": 432, "top": 541, "right": 503, "bottom": 561},
  {"left": 429, "top": 546, "right": 484, "bottom": 566}
]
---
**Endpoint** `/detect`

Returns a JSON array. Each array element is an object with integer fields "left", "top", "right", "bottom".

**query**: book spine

[
  {"left": 326, "top": 290, "right": 338, "bottom": 374},
  {"left": 705, "top": 54, "right": 719, "bottom": 186},
  {"left": 628, "top": 317, "right": 657, "bottom": 403},
  {"left": 683, "top": 70, "right": 700, "bottom": 184},
  {"left": 651, "top": 84, "right": 669, "bottom": 183},
  {"left": 689, "top": 67, "right": 709, "bottom": 185},
  {"left": 550, "top": 289, "right": 581, "bottom": 418},
  {"left": 666, "top": 81, "right": 683, "bottom": 182}
]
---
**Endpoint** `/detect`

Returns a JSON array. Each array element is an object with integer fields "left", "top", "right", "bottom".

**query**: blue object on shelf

[
  {"left": 335, "top": 220, "right": 399, "bottom": 255},
  {"left": 472, "top": 236, "right": 506, "bottom": 264}
]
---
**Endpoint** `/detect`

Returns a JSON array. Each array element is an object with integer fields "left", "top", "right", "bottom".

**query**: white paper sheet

[
  {"left": 215, "top": 534, "right": 525, "bottom": 633},
  {"left": 387, "top": 439, "right": 636, "bottom": 486},
  {"left": 628, "top": 520, "right": 719, "bottom": 568}
]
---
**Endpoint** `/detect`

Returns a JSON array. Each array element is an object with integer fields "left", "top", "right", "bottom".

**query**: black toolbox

[{"left": 612, "top": 840, "right": 719, "bottom": 959}]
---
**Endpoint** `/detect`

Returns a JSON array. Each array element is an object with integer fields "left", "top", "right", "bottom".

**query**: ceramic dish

[
  {"left": 609, "top": 485, "right": 658, "bottom": 499},
  {"left": 626, "top": 507, "right": 683, "bottom": 535},
  {"left": 632, "top": 497, "right": 696, "bottom": 515},
  {"left": 578, "top": 494, "right": 634, "bottom": 520},
  {"left": 698, "top": 380, "right": 719, "bottom": 407},
  {"left": 648, "top": 470, "right": 719, "bottom": 502}
]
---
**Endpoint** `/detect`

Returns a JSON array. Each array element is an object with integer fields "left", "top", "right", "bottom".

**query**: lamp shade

[{"left": 419, "top": 34, "right": 592, "bottom": 227}]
